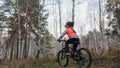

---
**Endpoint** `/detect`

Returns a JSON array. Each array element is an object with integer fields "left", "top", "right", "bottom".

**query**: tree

[
  {"left": 72, "top": 0, "right": 75, "bottom": 24},
  {"left": 0, "top": 0, "right": 51, "bottom": 60},
  {"left": 57, "top": 0, "right": 62, "bottom": 34},
  {"left": 106, "top": 0, "right": 120, "bottom": 38}
]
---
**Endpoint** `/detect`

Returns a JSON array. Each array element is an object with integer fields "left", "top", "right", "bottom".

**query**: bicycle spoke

[
  {"left": 57, "top": 50, "right": 68, "bottom": 67},
  {"left": 77, "top": 48, "right": 92, "bottom": 68}
]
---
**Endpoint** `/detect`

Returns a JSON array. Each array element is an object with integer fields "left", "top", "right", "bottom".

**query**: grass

[
  {"left": 91, "top": 54, "right": 120, "bottom": 68},
  {"left": 3, "top": 57, "right": 60, "bottom": 68},
  {"left": 0, "top": 55, "right": 120, "bottom": 68}
]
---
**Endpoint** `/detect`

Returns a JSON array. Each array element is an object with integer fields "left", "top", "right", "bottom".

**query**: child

[{"left": 57, "top": 21, "right": 80, "bottom": 53}]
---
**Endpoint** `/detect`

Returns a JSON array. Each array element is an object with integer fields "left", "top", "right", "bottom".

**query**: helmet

[{"left": 65, "top": 21, "right": 74, "bottom": 27}]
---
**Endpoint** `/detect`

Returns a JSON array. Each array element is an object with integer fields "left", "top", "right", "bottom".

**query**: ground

[{"left": 0, "top": 56, "right": 120, "bottom": 68}]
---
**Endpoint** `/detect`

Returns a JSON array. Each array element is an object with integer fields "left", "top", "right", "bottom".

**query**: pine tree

[
  {"left": 1, "top": 0, "right": 51, "bottom": 60},
  {"left": 106, "top": 0, "right": 120, "bottom": 38}
]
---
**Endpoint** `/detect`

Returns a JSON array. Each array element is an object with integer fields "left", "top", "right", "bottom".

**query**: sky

[
  {"left": 47, "top": 0, "right": 89, "bottom": 37},
  {"left": 46, "top": 0, "right": 109, "bottom": 38},
  {"left": 0, "top": 0, "right": 3, "bottom": 6}
]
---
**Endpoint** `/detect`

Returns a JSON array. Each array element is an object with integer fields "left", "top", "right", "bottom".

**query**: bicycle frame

[{"left": 60, "top": 40, "right": 77, "bottom": 58}]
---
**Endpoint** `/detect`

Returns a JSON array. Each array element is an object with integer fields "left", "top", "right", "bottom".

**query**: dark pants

[{"left": 65, "top": 38, "right": 80, "bottom": 51}]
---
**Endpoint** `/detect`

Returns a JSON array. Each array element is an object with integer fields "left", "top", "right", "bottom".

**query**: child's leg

[
  {"left": 65, "top": 42, "right": 69, "bottom": 52},
  {"left": 73, "top": 38, "right": 80, "bottom": 51},
  {"left": 65, "top": 38, "right": 73, "bottom": 52},
  {"left": 73, "top": 44, "right": 77, "bottom": 51}
]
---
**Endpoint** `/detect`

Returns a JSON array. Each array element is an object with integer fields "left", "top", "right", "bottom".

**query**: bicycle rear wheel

[
  {"left": 77, "top": 48, "right": 92, "bottom": 68},
  {"left": 57, "top": 49, "right": 69, "bottom": 67}
]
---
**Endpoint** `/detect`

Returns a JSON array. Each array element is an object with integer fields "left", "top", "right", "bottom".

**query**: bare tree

[
  {"left": 72, "top": 0, "right": 75, "bottom": 24},
  {"left": 16, "top": 0, "right": 21, "bottom": 59},
  {"left": 58, "top": 0, "right": 62, "bottom": 34},
  {"left": 98, "top": 0, "right": 102, "bottom": 33}
]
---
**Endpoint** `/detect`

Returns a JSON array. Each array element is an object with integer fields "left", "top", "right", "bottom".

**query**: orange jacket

[
  {"left": 66, "top": 28, "right": 78, "bottom": 38},
  {"left": 59, "top": 27, "right": 79, "bottom": 39}
]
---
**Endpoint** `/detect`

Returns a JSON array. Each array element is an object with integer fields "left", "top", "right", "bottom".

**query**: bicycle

[{"left": 57, "top": 40, "right": 92, "bottom": 68}]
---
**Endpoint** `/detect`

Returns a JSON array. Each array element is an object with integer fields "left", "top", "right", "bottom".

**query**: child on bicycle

[{"left": 57, "top": 21, "right": 80, "bottom": 54}]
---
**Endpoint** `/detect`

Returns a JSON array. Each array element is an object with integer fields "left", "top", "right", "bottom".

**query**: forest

[{"left": 0, "top": 0, "right": 120, "bottom": 68}]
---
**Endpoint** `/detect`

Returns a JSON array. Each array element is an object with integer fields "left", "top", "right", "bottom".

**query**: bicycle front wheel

[
  {"left": 57, "top": 49, "right": 68, "bottom": 67},
  {"left": 77, "top": 48, "right": 92, "bottom": 68}
]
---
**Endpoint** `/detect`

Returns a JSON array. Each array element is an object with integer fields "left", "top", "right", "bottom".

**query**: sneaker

[
  {"left": 63, "top": 51, "right": 69, "bottom": 56},
  {"left": 64, "top": 49, "right": 69, "bottom": 55},
  {"left": 65, "top": 53, "right": 70, "bottom": 55}
]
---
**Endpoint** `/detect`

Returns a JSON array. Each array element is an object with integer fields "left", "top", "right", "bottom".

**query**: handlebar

[
  {"left": 60, "top": 39, "right": 66, "bottom": 42},
  {"left": 57, "top": 39, "right": 67, "bottom": 42}
]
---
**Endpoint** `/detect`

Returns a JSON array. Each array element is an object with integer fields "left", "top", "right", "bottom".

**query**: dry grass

[
  {"left": 0, "top": 48, "right": 120, "bottom": 68},
  {"left": 0, "top": 55, "right": 119, "bottom": 68}
]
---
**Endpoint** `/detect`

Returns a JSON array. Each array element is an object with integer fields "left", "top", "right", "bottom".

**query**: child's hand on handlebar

[{"left": 57, "top": 39, "right": 61, "bottom": 42}]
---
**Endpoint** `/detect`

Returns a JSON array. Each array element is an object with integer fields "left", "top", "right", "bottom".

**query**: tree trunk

[
  {"left": 72, "top": 0, "right": 75, "bottom": 25},
  {"left": 36, "top": 50, "right": 40, "bottom": 58},
  {"left": 58, "top": 0, "right": 62, "bottom": 34},
  {"left": 17, "top": 0, "right": 21, "bottom": 60}
]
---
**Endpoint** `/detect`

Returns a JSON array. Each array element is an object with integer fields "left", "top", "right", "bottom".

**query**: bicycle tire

[
  {"left": 77, "top": 48, "right": 92, "bottom": 68},
  {"left": 57, "top": 49, "right": 69, "bottom": 67}
]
